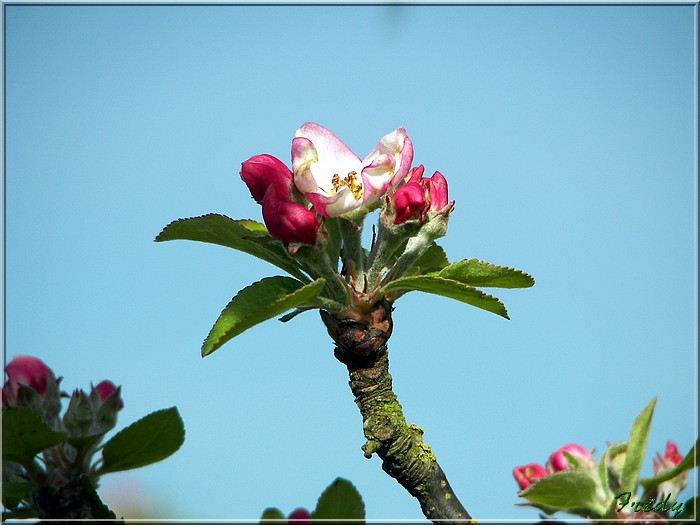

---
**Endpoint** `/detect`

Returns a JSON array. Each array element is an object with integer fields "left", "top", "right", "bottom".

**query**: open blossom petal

[
  {"left": 292, "top": 123, "right": 413, "bottom": 217},
  {"left": 364, "top": 128, "right": 414, "bottom": 188}
]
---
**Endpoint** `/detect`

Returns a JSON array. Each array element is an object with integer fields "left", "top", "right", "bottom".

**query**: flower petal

[
  {"left": 363, "top": 128, "right": 414, "bottom": 187},
  {"left": 305, "top": 187, "right": 361, "bottom": 218},
  {"left": 295, "top": 122, "right": 361, "bottom": 170},
  {"left": 292, "top": 137, "right": 320, "bottom": 194}
]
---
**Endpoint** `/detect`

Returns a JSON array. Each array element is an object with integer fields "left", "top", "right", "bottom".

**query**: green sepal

[
  {"left": 202, "top": 277, "right": 326, "bottom": 356},
  {"left": 599, "top": 441, "right": 627, "bottom": 502},
  {"left": 311, "top": 477, "right": 365, "bottom": 523},
  {"left": 619, "top": 397, "right": 656, "bottom": 496},
  {"left": 155, "top": 214, "right": 310, "bottom": 282},
  {"left": 519, "top": 470, "right": 606, "bottom": 517},
  {"left": 380, "top": 275, "right": 509, "bottom": 318},
  {"left": 639, "top": 436, "right": 698, "bottom": 493},
  {"left": 434, "top": 258, "right": 534, "bottom": 288},
  {"left": 2, "top": 407, "right": 66, "bottom": 469},
  {"left": 259, "top": 507, "right": 285, "bottom": 522},
  {"left": 98, "top": 407, "right": 185, "bottom": 474}
]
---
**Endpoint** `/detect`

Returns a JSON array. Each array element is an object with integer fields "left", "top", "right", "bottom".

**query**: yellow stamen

[{"left": 331, "top": 171, "right": 363, "bottom": 200}]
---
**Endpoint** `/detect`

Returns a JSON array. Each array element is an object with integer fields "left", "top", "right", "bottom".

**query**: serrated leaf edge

[
  {"left": 202, "top": 277, "right": 325, "bottom": 356},
  {"left": 381, "top": 274, "right": 510, "bottom": 319}
]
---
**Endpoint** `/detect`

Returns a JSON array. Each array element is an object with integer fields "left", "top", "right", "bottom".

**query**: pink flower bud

[
  {"left": 513, "top": 463, "right": 547, "bottom": 490},
  {"left": 653, "top": 440, "right": 683, "bottom": 474},
  {"left": 392, "top": 181, "right": 427, "bottom": 224},
  {"left": 262, "top": 188, "right": 319, "bottom": 246},
  {"left": 546, "top": 443, "right": 594, "bottom": 472},
  {"left": 653, "top": 440, "right": 687, "bottom": 498},
  {"left": 3, "top": 355, "right": 55, "bottom": 406},
  {"left": 424, "top": 171, "right": 449, "bottom": 212},
  {"left": 404, "top": 165, "right": 425, "bottom": 184},
  {"left": 240, "top": 154, "right": 293, "bottom": 204},
  {"left": 287, "top": 508, "right": 310, "bottom": 524},
  {"left": 94, "top": 380, "right": 124, "bottom": 411}
]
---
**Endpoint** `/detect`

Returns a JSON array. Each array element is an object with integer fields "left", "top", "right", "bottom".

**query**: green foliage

[
  {"left": 435, "top": 258, "right": 535, "bottom": 288},
  {"left": 620, "top": 397, "right": 656, "bottom": 496},
  {"left": 259, "top": 507, "right": 286, "bottom": 522},
  {"left": 99, "top": 407, "right": 185, "bottom": 474},
  {"left": 201, "top": 277, "right": 326, "bottom": 356},
  {"left": 2, "top": 481, "right": 32, "bottom": 510},
  {"left": 2, "top": 407, "right": 66, "bottom": 469},
  {"left": 381, "top": 275, "right": 509, "bottom": 318},
  {"left": 156, "top": 214, "right": 310, "bottom": 282},
  {"left": 519, "top": 470, "right": 606, "bottom": 517},
  {"left": 404, "top": 242, "right": 449, "bottom": 276},
  {"left": 311, "top": 477, "right": 365, "bottom": 523},
  {"left": 260, "top": 477, "right": 365, "bottom": 523}
]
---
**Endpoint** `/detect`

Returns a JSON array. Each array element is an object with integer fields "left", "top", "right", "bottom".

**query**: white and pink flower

[{"left": 292, "top": 123, "right": 413, "bottom": 217}]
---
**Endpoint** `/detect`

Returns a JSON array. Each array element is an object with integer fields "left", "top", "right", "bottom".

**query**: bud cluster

[
  {"left": 3, "top": 355, "right": 123, "bottom": 516},
  {"left": 239, "top": 122, "right": 454, "bottom": 306},
  {"left": 513, "top": 440, "right": 690, "bottom": 521}
]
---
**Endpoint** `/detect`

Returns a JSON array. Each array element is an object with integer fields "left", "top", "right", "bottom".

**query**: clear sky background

[{"left": 3, "top": 3, "right": 697, "bottom": 521}]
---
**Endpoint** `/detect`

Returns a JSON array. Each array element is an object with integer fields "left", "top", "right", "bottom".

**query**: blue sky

[{"left": 3, "top": 3, "right": 697, "bottom": 521}]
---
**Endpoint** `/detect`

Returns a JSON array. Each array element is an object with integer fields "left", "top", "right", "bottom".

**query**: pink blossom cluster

[
  {"left": 240, "top": 123, "right": 451, "bottom": 249},
  {"left": 2, "top": 355, "right": 123, "bottom": 411},
  {"left": 513, "top": 443, "right": 595, "bottom": 490}
]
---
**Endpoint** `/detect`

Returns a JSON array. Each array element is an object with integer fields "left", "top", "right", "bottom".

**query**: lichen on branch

[{"left": 321, "top": 300, "right": 476, "bottom": 524}]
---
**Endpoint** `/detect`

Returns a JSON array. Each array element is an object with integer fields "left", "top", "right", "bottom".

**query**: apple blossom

[
  {"left": 240, "top": 154, "right": 293, "bottom": 203},
  {"left": 392, "top": 181, "right": 427, "bottom": 224},
  {"left": 287, "top": 508, "right": 310, "bottom": 524},
  {"left": 262, "top": 187, "right": 320, "bottom": 247},
  {"left": 513, "top": 463, "right": 548, "bottom": 490},
  {"left": 653, "top": 440, "right": 683, "bottom": 474},
  {"left": 94, "top": 380, "right": 124, "bottom": 411},
  {"left": 2, "top": 355, "right": 55, "bottom": 406},
  {"left": 292, "top": 123, "right": 413, "bottom": 217},
  {"left": 546, "top": 443, "right": 595, "bottom": 472},
  {"left": 424, "top": 171, "right": 449, "bottom": 212}
]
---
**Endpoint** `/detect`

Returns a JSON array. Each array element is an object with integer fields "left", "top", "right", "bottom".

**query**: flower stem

[
  {"left": 320, "top": 302, "right": 476, "bottom": 524},
  {"left": 338, "top": 218, "right": 365, "bottom": 291}
]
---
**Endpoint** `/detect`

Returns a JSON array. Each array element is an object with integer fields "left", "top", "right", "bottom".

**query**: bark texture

[{"left": 321, "top": 300, "right": 476, "bottom": 524}]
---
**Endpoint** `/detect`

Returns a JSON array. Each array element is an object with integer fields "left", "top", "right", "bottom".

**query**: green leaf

[
  {"left": 677, "top": 496, "right": 696, "bottom": 519},
  {"left": 405, "top": 242, "right": 449, "bottom": 276},
  {"left": 259, "top": 507, "right": 285, "bottom": 522},
  {"left": 155, "top": 214, "right": 309, "bottom": 282},
  {"left": 99, "top": 407, "right": 185, "bottom": 474},
  {"left": 639, "top": 436, "right": 698, "bottom": 492},
  {"left": 381, "top": 275, "right": 509, "bottom": 318},
  {"left": 520, "top": 470, "right": 606, "bottom": 516},
  {"left": 311, "top": 477, "right": 365, "bottom": 522},
  {"left": 620, "top": 397, "right": 656, "bottom": 496},
  {"left": 435, "top": 258, "right": 534, "bottom": 288},
  {"left": 72, "top": 475, "right": 118, "bottom": 519},
  {"left": 2, "top": 407, "right": 66, "bottom": 468},
  {"left": 202, "top": 277, "right": 326, "bottom": 356},
  {"left": 2, "top": 482, "right": 32, "bottom": 510}
]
